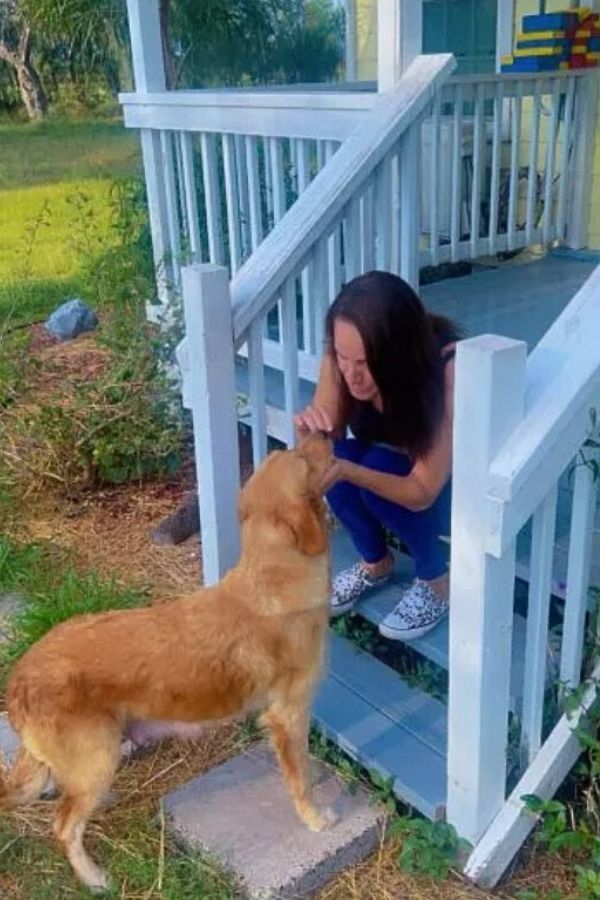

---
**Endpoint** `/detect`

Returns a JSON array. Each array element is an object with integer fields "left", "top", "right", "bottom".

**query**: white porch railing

[
  {"left": 121, "top": 68, "right": 597, "bottom": 314},
  {"left": 175, "top": 53, "right": 456, "bottom": 584},
  {"left": 448, "top": 262, "right": 600, "bottom": 886},
  {"left": 423, "top": 70, "right": 597, "bottom": 265}
]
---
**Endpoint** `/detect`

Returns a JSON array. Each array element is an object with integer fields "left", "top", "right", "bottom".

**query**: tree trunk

[
  {"left": 15, "top": 60, "right": 47, "bottom": 119},
  {"left": 0, "top": 25, "right": 47, "bottom": 120},
  {"left": 159, "top": 0, "right": 175, "bottom": 89}
]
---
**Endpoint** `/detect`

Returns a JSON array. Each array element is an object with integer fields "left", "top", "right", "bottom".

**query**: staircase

[{"left": 173, "top": 56, "right": 600, "bottom": 888}]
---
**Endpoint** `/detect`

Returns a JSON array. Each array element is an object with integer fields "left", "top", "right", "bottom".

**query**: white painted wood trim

[
  {"left": 377, "top": 0, "right": 423, "bottom": 91},
  {"left": 495, "top": 0, "right": 515, "bottom": 73},
  {"left": 556, "top": 76, "right": 575, "bottom": 241},
  {"left": 125, "top": 0, "right": 166, "bottom": 92},
  {"left": 139, "top": 129, "right": 172, "bottom": 303},
  {"left": 121, "top": 93, "right": 377, "bottom": 142},
  {"left": 428, "top": 90, "right": 442, "bottom": 266},
  {"left": 222, "top": 134, "right": 242, "bottom": 273},
  {"left": 521, "top": 485, "right": 558, "bottom": 765},
  {"left": 542, "top": 80, "right": 560, "bottom": 246},
  {"left": 507, "top": 84, "right": 523, "bottom": 252},
  {"left": 560, "top": 452, "right": 599, "bottom": 690},
  {"left": 247, "top": 321, "right": 268, "bottom": 466},
  {"left": 450, "top": 84, "right": 463, "bottom": 263},
  {"left": 179, "top": 131, "right": 202, "bottom": 262},
  {"left": 448, "top": 335, "right": 528, "bottom": 845},
  {"left": 200, "top": 133, "right": 225, "bottom": 266},
  {"left": 160, "top": 131, "right": 181, "bottom": 288},
  {"left": 567, "top": 73, "right": 599, "bottom": 249},
  {"left": 375, "top": 155, "right": 393, "bottom": 271},
  {"left": 470, "top": 83, "right": 484, "bottom": 259},
  {"left": 488, "top": 81, "right": 503, "bottom": 256},
  {"left": 464, "top": 656, "right": 600, "bottom": 888},
  {"left": 525, "top": 81, "right": 541, "bottom": 246},
  {"left": 181, "top": 264, "right": 240, "bottom": 584},
  {"left": 281, "top": 276, "right": 300, "bottom": 448},
  {"left": 245, "top": 135, "right": 263, "bottom": 252},
  {"left": 229, "top": 55, "right": 455, "bottom": 344},
  {"left": 484, "top": 262, "right": 600, "bottom": 555},
  {"left": 400, "top": 125, "right": 420, "bottom": 288}
]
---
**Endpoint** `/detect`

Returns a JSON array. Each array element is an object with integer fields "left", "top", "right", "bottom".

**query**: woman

[{"left": 294, "top": 270, "right": 461, "bottom": 641}]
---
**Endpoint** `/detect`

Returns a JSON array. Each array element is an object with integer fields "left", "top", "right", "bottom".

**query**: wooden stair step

[
  {"left": 313, "top": 633, "right": 447, "bottom": 820},
  {"left": 331, "top": 528, "right": 553, "bottom": 715}
]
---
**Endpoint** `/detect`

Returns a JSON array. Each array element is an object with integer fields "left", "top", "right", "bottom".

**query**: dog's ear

[{"left": 281, "top": 499, "right": 327, "bottom": 557}]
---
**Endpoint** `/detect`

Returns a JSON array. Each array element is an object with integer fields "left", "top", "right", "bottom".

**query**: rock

[
  {"left": 151, "top": 491, "right": 200, "bottom": 546},
  {"left": 44, "top": 299, "right": 98, "bottom": 342},
  {"left": 0, "top": 593, "right": 22, "bottom": 645}
]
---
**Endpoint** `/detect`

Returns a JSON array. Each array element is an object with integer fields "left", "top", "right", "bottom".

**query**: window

[{"left": 423, "top": 0, "right": 497, "bottom": 75}]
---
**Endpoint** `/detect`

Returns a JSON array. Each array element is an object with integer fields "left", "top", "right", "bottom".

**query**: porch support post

[
  {"left": 377, "top": 0, "right": 422, "bottom": 91},
  {"left": 447, "top": 335, "right": 527, "bottom": 844},
  {"left": 180, "top": 264, "right": 241, "bottom": 585},
  {"left": 125, "top": 0, "right": 173, "bottom": 307},
  {"left": 495, "top": 0, "right": 515, "bottom": 72}
]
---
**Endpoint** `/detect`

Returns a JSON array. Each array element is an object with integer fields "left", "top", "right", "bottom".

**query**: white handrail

[
  {"left": 228, "top": 53, "right": 456, "bottom": 345},
  {"left": 485, "top": 262, "right": 600, "bottom": 557}
]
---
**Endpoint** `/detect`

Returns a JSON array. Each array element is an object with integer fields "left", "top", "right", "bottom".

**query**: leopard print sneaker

[{"left": 330, "top": 561, "right": 393, "bottom": 617}]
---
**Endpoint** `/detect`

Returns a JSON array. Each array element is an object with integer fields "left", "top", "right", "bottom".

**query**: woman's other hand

[
  {"left": 319, "top": 457, "right": 348, "bottom": 493},
  {"left": 293, "top": 405, "right": 334, "bottom": 439}
]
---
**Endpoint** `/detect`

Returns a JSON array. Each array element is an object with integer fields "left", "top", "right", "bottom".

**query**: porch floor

[{"left": 421, "top": 252, "right": 596, "bottom": 349}]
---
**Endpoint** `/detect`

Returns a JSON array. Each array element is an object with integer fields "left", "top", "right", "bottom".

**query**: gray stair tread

[
  {"left": 313, "top": 633, "right": 447, "bottom": 819},
  {"left": 331, "top": 527, "right": 543, "bottom": 714},
  {"left": 329, "top": 632, "right": 447, "bottom": 755}
]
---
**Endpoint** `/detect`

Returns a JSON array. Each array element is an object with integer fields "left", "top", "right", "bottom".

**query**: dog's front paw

[{"left": 305, "top": 804, "right": 338, "bottom": 832}]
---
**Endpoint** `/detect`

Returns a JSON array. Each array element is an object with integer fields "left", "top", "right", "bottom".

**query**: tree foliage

[{"left": 0, "top": 0, "right": 344, "bottom": 118}]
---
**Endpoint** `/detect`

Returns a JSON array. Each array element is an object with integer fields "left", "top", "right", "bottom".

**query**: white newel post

[
  {"left": 447, "top": 335, "right": 527, "bottom": 845},
  {"left": 181, "top": 265, "right": 241, "bottom": 586},
  {"left": 125, "top": 0, "right": 173, "bottom": 307}
]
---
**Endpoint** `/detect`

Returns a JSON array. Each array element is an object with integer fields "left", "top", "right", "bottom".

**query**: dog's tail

[{"left": 0, "top": 745, "right": 50, "bottom": 809}]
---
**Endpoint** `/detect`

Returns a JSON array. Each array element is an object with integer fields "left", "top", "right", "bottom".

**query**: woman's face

[{"left": 333, "top": 318, "right": 379, "bottom": 404}]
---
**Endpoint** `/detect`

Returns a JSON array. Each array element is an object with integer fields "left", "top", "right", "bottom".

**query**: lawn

[{"left": 0, "top": 118, "right": 141, "bottom": 328}]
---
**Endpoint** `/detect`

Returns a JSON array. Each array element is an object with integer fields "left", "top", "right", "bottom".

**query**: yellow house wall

[
  {"left": 355, "top": 0, "right": 600, "bottom": 248},
  {"left": 515, "top": 0, "right": 600, "bottom": 248},
  {"left": 356, "top": 0, "right": 377, "bottom": 80}
]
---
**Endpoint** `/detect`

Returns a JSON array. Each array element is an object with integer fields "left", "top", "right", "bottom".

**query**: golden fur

[{"left": 1, "top": 433, "right": 335, "bottom": 891}]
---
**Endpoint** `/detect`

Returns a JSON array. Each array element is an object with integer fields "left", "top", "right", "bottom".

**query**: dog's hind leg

[
  {"left": 261, "top": 701, "right": 336, "bottom": 832},
  {"left": 50, "top": 718, "right": 121, "bottom": 892},
  {"left": 0, "top": 745, "right": 51, "bottom": 808}
]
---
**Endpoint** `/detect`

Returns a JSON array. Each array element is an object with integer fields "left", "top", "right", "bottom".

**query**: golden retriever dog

[{"left": 1, "top": 432, "right": 334, "bottom": 891}]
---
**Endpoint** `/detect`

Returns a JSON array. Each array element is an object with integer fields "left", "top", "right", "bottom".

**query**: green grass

[
  {"left": 0, "top": 119, "right": 140, "bottom": 190},
  {"left": 0, "top": 118, "right": 141, "bottom": 332},
  {"left": 0, "top": 536, "right": 149, "bottom": 680},
  {"left": 0, "top": 814, "right": 240, "bottom": 899}
]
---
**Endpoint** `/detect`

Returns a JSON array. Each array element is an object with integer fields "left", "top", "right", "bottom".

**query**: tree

[{"left": 0, "top": 0, "right": 47, "bottom": 118}]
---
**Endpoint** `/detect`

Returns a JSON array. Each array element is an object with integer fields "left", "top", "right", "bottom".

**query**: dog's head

[{"left": 238, "top": 432, "right": 334, "bottom": 557}]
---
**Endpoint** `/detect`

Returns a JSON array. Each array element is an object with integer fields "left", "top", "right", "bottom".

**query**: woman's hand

[
  {"left": 293, "top": 404, "right": 335, "bottom": 439},
  {"left": 319, "top": 457, "right": 350, "bottom": 493}
]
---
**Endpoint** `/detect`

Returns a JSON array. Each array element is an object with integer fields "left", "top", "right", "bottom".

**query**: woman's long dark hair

[{"left": 325, "top": 271, "right": 462, "bottom": 459}]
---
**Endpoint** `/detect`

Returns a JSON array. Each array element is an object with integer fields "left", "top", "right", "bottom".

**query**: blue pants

[{"left": 326, "top": 438, "right": 451, "bottom": 581}]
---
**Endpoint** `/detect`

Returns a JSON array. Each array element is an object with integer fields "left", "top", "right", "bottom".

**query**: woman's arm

[
  {"left": 323, "top": 360, "right": 455, "bottom": 512},
  {"left": 294, "top": 352, "right": 348, "bottom": 441}
]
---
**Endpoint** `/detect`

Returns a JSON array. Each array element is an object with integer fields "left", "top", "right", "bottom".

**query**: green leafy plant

[
  {"left": 368, "top": 769, "right": 397, "bottom": 815},
  {"left": 388, "top": 817, "right": 467, "bottom": 880}
]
